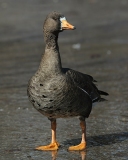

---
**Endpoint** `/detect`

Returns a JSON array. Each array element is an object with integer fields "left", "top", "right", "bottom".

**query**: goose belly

[{"left": 27, "top": 75, "right": 92, "bottom": 118}]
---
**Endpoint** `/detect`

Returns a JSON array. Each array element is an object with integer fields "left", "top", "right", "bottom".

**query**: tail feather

[
  {"left": 99, "top": 98, "right": 108, "bottom": 102},
  {"left": 93, "top": 79, "right": 97, "bottom": 82},
  {"left": 92, "top": 97, "right": 107, "bottom": 103},
  {"left": 99, "top": 90, "right": 109, "bottom": 96}
]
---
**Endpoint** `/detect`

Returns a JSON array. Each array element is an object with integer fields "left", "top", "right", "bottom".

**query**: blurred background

[{"left": 0, "top": 0, "right": 128, "bottom": 160}]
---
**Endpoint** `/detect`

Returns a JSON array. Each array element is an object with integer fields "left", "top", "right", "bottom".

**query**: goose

[{"left": 27, "top": 11, "right": 108, "bottom": 151}]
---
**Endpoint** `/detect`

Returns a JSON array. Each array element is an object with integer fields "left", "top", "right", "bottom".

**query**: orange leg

[
  {"left": 36, "top": 119, "right": 60, "bottom": 151},
  {"left": 68, "top": 119, "right": 86, "bottom": 151}
]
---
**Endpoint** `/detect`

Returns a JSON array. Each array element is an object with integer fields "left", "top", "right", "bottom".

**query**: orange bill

[{"left": 61, "top": 20, "right": 75, "bottom": 30}]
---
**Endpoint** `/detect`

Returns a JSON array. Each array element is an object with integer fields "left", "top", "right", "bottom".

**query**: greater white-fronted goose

[{"left": 27, "top": 11, "right": 108, "bottom": 151}]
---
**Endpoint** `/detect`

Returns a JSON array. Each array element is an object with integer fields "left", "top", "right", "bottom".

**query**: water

[{"left": 0, "top": 0, "right": 128, "bottom": 159}]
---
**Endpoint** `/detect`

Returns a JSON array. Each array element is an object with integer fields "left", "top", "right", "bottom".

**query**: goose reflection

[
  {"left": 80, "top": 151, "right": 86, "bottom": 160},
  {"left": 50, "top": 150, "right": 86, "bottom": 160},
  {"left": 51, "top": 150, "right": 58, "bottom": 160}
]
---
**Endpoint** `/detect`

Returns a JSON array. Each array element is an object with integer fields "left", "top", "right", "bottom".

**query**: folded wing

[{"left": 63, "top": 68, "right": 108, "bottom": 103}]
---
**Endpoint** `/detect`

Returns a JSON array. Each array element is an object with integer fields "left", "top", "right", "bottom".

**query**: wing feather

[{"left": 63, "top": 68, "right": 108, "bottom": 102}]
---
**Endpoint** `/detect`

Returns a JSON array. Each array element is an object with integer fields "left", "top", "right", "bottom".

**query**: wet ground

[{"left": 0, "top": 0, "right": 128, "bottom": 160}]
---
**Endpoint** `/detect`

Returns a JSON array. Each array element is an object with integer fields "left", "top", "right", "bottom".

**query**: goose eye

[{"left": 52, "top": 17, "right": 56, "bottom": 20}]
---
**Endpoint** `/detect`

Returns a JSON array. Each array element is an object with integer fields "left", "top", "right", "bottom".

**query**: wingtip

[{"left": 99, "top": 90, "right": 109, "bottom": 96}]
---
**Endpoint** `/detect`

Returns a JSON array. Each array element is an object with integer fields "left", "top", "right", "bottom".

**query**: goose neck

[{"left": 44, "top": 31, "right": 59, "bottom": 50}]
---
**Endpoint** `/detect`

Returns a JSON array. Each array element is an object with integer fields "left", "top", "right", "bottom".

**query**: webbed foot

[
  {"left": 68, "top": 142, "right": 86, "bottom": 151},
  {"left": 36, "top": 141, "right": 60, "bottom": 151}
]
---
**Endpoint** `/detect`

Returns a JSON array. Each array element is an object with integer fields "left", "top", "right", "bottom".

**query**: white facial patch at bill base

[{"left": 60, "top": 17, "right": 66, "bottom": 30}]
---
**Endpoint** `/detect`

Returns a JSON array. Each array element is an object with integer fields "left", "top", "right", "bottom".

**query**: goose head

[{"left": 43, "top": 11, "right": 75, "bottom": 34}]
